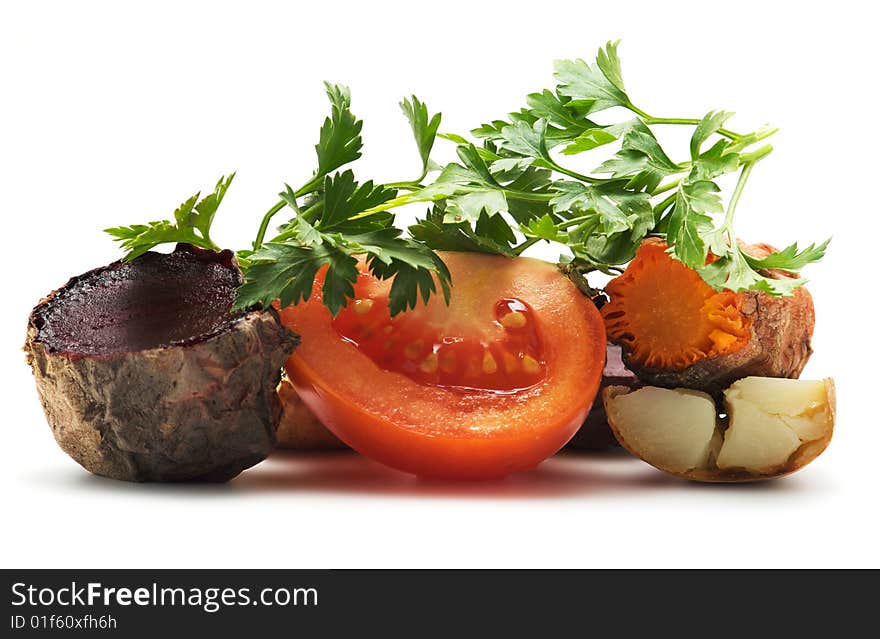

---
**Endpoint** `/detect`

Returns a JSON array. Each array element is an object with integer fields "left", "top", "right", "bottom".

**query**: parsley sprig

[
  {"left": 106, "top": 84, "right": 451, "bottom": 316},
  {"left": 234, "top": 84, "right": 450, "bottom": 316},
  {"left": 370, "top": 41, "right": 827, "bottom": 295},
  {"left": 105, "top": 173, "right": 235, "bottom": 260},
  {"left": 106, "top": 41, "right": 827, "bottom": 317}
]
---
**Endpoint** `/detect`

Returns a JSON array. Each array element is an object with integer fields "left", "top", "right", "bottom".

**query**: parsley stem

[
  {"left": 301, "top": 200, "right": 324, "bottom": 222},
  {"left": 513, "top": 214, "right": 598, "bottom": 256},
  {"left": 384, "top": 181, "right": 425, "bottom": 190},
  {"left": 648, "top": 118, "right": 741, "bottom": 141},
  {"left": 738, "top": 144, "right": 774, "bottom": 164},
  {"left": 296, "top": 174, "right": 325, "bottom": 197},
  {"left": 627, "top": 105, "right": 742, "bottom": 141},
  {"left": 252, "top": 175, "right": 330, "bottom": 250},
  {"left": 556, "top": 215, "right": 594, "bottom": 230},
  {"left": 512, "top": 237, "right": 540, "bottom": 256},
  {"left": 724, "top": 160, "right": 755, "bottom": 232},
  {"left": 652, "top": 178, "right": 681, "bottom": 196},
  {"left": 725, "top": 129, "right": 778, "bottom": 156},
  {"left": 505, "top": 189, "right": 555, "bottom": 202},
  {"left": 253, "top": 200, "right": 286, "bottom": 250},
  {"left": 653, "top": 193, "right": 677, "bottom": 217},
  {"left": 550, "top": 162, "right": 601, "bottom": 184},
  {"left": 725, "top": 143, "right": 773, "bottom": 233}
]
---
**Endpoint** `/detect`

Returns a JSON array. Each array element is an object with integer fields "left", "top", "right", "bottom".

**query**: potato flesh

[
  {"left": 716, "top": 399, "right": 802, "bottom": 471},
  {"left": 717, "top": 378, "right": 831, "bottom": 472},
  {"left": 606, "top": 387, "right": 717, "bottom": 473},
  {"left": 725, "top": 377, "right": 827, "bottom": 416}
]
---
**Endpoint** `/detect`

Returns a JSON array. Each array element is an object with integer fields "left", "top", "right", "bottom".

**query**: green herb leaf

[
  {"left": 690, "top": 110, "right": 734, "bottom": 159},
  {"left": 525, "top": 89, "right": 598, "bottom": 142},
  {"left": 596, "top": 40, "right": 626, "bottom": 93},
  {"left": 699, "top": 247, "right": 806, "bottom": 296},
  {"left": 410, "top": 206, "right": 517, "bottom": 256},
  {"left": 522, "top": 213, "right": 562, "bottom": 242},
  {"left": 376, "top": 258, "right": 451, "bottom": 316},
  {"left": 319, "top": 170, "right": 397, "bottom": 231},
  {"left": 550, "top": 181, "right": 651, "bottom": 236},
  {"left": 560, "top": 128, "right": 618, "bottom": 155},
  {"left": 105, "top": 174, "right": 234, "bottom": 259},
  {"left": 238, "top": 167, "right": 449, "bottom": 316},
  {"left": 192, "top": 173, "right": 236, "bottom": 238},
  {"left": 553, "top": 43, "right": 631, "bottom": 113},
  {"left": 742, "top": 239, "right": 830, "bottom": 272},
  {"left": 498, "top": 119, "right": 554, "bottom": 167},
  {"left": 595, "top": 121, "right": 681, "bottom": 191},
  {"left": 235, "top": 242, "right": 331, "bottom": 310},
  {"left": 692, "top": 139, "right": 740, "bottom": 180},
  {"left": 400, "top": 95, "right": 441, "bottom": 177},
  {"left": 666, "top": 179, "right": 722, "bottom": 266},
  {"left": 316, "top": 83, "right": 363, "bottom": 177}
]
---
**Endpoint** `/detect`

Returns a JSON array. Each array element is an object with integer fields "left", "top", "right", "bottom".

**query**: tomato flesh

[
  {"left": 278, "top": 252, "right": 606, "bottom": 479},
  {"left": 333, "top": 276, "right": 546, "bottom": 393}
]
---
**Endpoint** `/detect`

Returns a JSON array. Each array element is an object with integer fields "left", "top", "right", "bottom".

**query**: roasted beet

[{"left": 24, "top": 244, "right": 299, "bottom": 482}]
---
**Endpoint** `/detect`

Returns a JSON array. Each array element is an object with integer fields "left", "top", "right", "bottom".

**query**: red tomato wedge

[{"left": 278, "top": 252, "right": 606, "bottom": 479}]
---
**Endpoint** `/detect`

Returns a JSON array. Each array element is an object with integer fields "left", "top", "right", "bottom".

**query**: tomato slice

[{"left": 278, "top": 252, "right": 606, "bottom": 479}]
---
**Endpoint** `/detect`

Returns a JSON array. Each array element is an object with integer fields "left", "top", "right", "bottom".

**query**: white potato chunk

[
  {"left": 716, "top": 399, "right": 801, "bottom": 472},
  {"left": 605, "top": 386, "right": 717, "bottom": 473},
  {"left": 718, "top": 377, "right": 834, "bottom": 473},
  {"left": 725, "top": 377, "right": 826, "bottom": 415}
]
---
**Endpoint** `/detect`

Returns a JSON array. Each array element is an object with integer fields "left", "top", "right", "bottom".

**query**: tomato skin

[
  {"left": 279, "top": 252, "right": 606, "bottom": 479},
  {"left": 287, "top": 352, "right": 592, "bottom": 479}
]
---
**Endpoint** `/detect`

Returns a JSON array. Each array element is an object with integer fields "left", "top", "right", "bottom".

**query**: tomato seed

[
  {"left": 522, "top": 355, "right": 541, "bottom": 374},
  {"left": 502, "top": 352, "right": 518, "bottom": 374},
  {"left": 499, "top": 311, "right": 527, "bottom": 329},
  {"left": 482, "top": 352, "right": 498, "bottom": 374},
  {"left": 353, "top": 298, "right": 374, "bottom": 315},
  {"left": 420, "top": 353, "right": 439, "bottom": 374}
]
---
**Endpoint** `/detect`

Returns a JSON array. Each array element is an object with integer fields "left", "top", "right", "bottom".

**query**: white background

[{"left": 2, "top": 0, "right": 877, "bottom": 568}]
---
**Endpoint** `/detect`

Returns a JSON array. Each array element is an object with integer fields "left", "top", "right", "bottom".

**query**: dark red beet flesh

[{"left": 30, "top": 244, "right": 249, "bottom": 357}]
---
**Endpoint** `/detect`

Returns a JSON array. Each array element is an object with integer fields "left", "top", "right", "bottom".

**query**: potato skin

[
  {"left": 25, "top": 308, "right": 298, "bottom": 482},
  {"left": 276, "top": 378, "right": 347, "bottom": 450},
  {"left": 603, "top": 380, "right": 835, "bottom": 483}
]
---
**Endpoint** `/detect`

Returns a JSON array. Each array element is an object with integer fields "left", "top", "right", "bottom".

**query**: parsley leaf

[
  {"left": 699, "top": 247, "right": 806, "bottom": 296},
  {"left": 241, "top": 242, "right": 363, "bottom": 314},
  {"left": 553, "top": 43, "right": 631, "bottom": 113},
  {"left": 525, "top": 90, "right": 598, "bottom": 142},
  {"left": 691, "top": 111, "right": 735, "bottom": 159},
  {"left": 410, "top": 205, "right": 517, "bottom": 256},
  {"left": 742, "top": 240, "right": 830, "bottom": 272},
  {"left": 596, "top": 39, "right": 626, "bottom": 93},
  {"left": 595, "top": 121, "right": 680, "bottom": 191},
  {"left": 498, "top": 119, "right": 554, "bottom": 168},
  {"left": 316, "top": 83, "right": 363, "bottom": 177},
  {"left": 400, "top": 95, "right": 442, "bottom": 179},
  {"left": 236, "top": 168, "right": 450, "bottom": 316},
  {"left": 666, "top": 178, "right": 722, "bottom": 266},
  {"left": 105, "top": 173, "right": 234, "bottom": 260},
  {"left": 560, "top": 128, "right": 618, "bottom": 155},
  {"left": 319, "top": 171, "right": 397, "bottom": 231}
]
